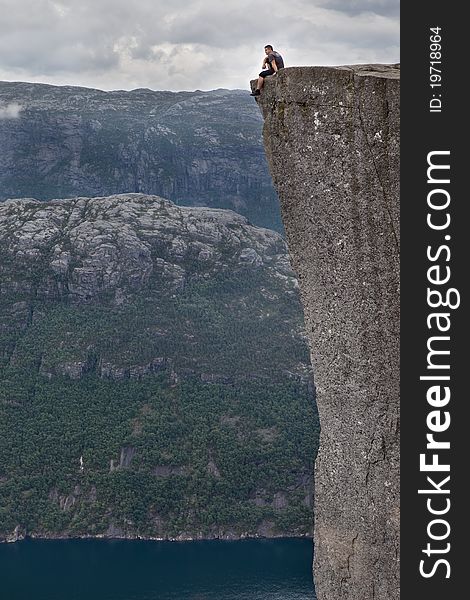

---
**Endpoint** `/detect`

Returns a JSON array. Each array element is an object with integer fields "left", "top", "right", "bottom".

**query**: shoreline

[{"left": 1, "top": 530, "right": 313, "bottom": 545}]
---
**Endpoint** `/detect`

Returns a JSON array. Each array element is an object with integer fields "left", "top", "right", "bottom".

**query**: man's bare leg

[{"left": 251, "top": 75, "right": 265, "bottom": 96}]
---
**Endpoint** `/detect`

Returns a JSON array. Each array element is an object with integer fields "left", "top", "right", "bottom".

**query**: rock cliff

[
  {"left": 255, "top": 65, "right": 399, "bottom": 599},
  {"left": 0, "top": 82, "right": 281, "bottom": 230}
]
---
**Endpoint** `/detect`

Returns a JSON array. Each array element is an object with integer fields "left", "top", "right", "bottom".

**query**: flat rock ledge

[{"left": 254, "top": 65, "right": 400, "bottom": 600}]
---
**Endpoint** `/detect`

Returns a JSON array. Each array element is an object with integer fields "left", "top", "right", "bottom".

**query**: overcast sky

[{"left": 0, "top": 0, "right": 399, "bottom": 92}]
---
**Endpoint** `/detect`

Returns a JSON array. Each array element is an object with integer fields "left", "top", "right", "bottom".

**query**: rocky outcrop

[
  {"left": 0, "top": 193, "right": 285, "bottom": 301},
  {"left": 0, "top": 193, "right": 300, "bottom": 381},
  {"left": 0, "top": 82, "right": 281, "bottom": 230},
  {"left": 256, "top": 65, "right": 399, "bottom": 599},
  {"left": 5, "top": 525, "right": 26, "bottom": 543}
]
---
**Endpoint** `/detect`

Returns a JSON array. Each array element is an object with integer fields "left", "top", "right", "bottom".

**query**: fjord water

[{"left": 0, "top": 538, "right": 315, "bottom": 600}]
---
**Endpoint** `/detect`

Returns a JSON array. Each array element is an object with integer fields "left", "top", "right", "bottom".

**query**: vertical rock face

[{"left": 256, "top": 65, "right": 399, "bottom": 599}]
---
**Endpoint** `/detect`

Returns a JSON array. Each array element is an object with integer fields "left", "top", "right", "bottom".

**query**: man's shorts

[{"left": 259, "top": 68, "right": 275, "bottom": 78}]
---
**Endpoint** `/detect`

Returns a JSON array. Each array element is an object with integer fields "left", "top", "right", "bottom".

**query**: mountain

[
  {"left": 0, "top": 82, "right": 281, "bottom": 231},
  {"left": 0, "top": 193, "right": 317, "bottom": 542}
]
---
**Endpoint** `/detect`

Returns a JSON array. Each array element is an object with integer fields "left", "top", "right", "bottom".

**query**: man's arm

[
  {"left": 262, "top": 56, "right": 268, "bottom": 68},
  {"left": 270, "top": 59, "right": 278, "bottom": 72}
]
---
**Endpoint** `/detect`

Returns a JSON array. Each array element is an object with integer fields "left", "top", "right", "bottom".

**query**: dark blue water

[{"left": 0, "top": 538, "right": 316, "bottom": 600}]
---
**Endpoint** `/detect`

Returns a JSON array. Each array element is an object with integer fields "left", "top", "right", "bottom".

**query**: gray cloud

[
  {"left": 318, "top": 0, "right": 399, "bottom": 17},
  {"left": 0, "top": 0, "right": 399, "bottom": 91},
  {"left": 0, "top": 102, "right": 22, "bottom": 119}
]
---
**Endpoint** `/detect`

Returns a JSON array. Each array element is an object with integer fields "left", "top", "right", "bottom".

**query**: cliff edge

[{"left": 254, "top": 65, "right": 399, "bottom": 599}]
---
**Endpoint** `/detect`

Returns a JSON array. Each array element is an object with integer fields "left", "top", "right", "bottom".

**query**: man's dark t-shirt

[{"left": 267, "top": 51, "right": 284, "bottom": 70}]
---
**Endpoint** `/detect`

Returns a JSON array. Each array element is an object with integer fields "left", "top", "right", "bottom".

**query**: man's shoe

[{"left": 250, "top": 89, "right": 260, "bottom": 96}]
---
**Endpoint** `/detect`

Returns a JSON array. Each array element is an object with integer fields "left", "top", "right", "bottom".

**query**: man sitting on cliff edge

[{"left": 250, "top": 45, "right": 284, "bottom": 96}]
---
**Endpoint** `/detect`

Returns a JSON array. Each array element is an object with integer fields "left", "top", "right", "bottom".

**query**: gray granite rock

[
  {"left": 0, "top": 193, "right": 305, "bottom": 384},
  {"left": 255, "top": 65, "right": 400, "bottom": 600},
  {"left": 0, "top": 193, "right": 288, "bottom": 305}
]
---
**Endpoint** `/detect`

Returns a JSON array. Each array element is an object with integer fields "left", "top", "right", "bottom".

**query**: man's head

[{"left": 264, "top": 45, "right": 273, "bottom": 54}]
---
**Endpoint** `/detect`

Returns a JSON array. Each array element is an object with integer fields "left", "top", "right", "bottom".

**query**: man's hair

[{"left": 264, "top": 45, "right": 273, "bottom": 51}]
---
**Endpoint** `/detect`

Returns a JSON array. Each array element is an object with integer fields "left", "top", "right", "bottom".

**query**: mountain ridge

[
  {"left": 0, "top": 193, "right": 317, "bottom": 543},
  {"left": 0, "top": 81, "right": 281, "bottom": 230}
]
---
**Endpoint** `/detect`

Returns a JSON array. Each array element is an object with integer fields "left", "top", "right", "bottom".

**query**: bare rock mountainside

[
  {"left": 255, "top": 65, "right": 399, "bottom": 599},
  {"left": 0, "top": 194, "right": 318, "bottom": 542},
  {"left": 0, "top": 82, "right": 281, "bottom": 230}
]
